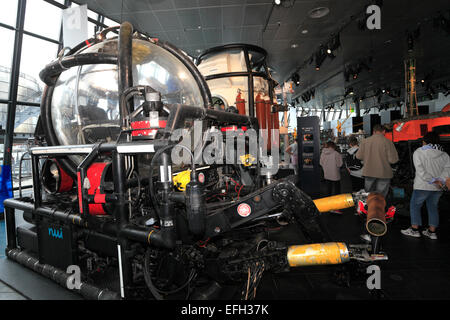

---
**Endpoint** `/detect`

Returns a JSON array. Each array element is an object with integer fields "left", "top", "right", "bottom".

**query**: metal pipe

[
  {"left": 162, "top": 104, "right": 256, "bottom": 139},
  {"left": 111, "top": 150, "right": 132, "bottom": 298},
  {"left": 287, "top": 242, "right": 350, "bottom": 267},
  {"left": 31, "top": 154, "right": 42, "bottom": 209},
  {"left": 77, "top": 143, "right": 101, "bottom": 216},
  {"left": 118, "top": 21, "right": 134, "bottom": 126},
  {"left": 244, "top": 48, "right": 255, "bottom": 118},
  {"left": 205, "top": 71, "right": 268, "bottom": 81},
  {"left": 112, "top": 152, "right": 128, "bottom": 227},
  {"left": 2, "top": 0, "right": 26, "bottom": 169},
  {"left": 4, "top": 198, "right": 85, "bottom": 227},
  {"left": 6, "top": 248, "right": 120, "bottom": 300},
  {"left": 366, "top": 192, "right": 387, "bottom": 237},
  {"left": 39, "top": 53, "right": 117, "bottom": 86},
  {"left": 5, "top": 206, "right": 17, "bottom": 250},
  {"left": 3, "top": 198, "right": 175, "bottom": 249},
  {"left": 30, "top": 143, "right": 116, "bottom": 156},
  {"left": 355, "top": 99, "right": 361, "bottom": 118},
  {"left": 18, "top": 151, "right": 30, "bottom": 198}
]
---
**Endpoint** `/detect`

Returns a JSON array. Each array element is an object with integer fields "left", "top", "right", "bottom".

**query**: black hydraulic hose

[
  {"left": 162, "top": 104, "right": 255, "bottom": 137},
  {"left": 18, "top": 151, "right": 30, "bottom": 198},
  {"left": 6, "top": 248, "right": 120, "bottom": 300},
  {"left": 4, "top": 198, "right": 86, "bottom": 226},
  {"left": 143, "top": 248, "right": 164, "bottom": 300},
  {"left": 4, "top": 198, "right": 176, "bottom": 250},
  {"left": 39, "top": 53, "right": 117, "bottom": 86},
  {"left": 98, "top": 26, "right": 120, "bottom": 40},
  {"left": 118, "top": 22, "right": 134, "bottom": 126},
  {"left": 119, "top": 85, "right": 158, "bottom": 120},
  {"left": 143, "top": 248, "right": 196, "bottom": 300},
  {"left": 149, "top": 144, "right": 196, "bottom": 215},
  {"left": 67, "top": 37, "right": 98, "bottom": 56}
]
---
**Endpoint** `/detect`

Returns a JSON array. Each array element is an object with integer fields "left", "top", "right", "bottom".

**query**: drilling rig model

[{"left": 4, "top": 22, "right": 390, "bottom": 300}]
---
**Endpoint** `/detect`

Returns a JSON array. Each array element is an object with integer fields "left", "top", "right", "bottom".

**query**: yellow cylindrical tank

[
  {"left": 287, "top": 242, "right": 350, "bottom": 267},
  {"left": 312, "top": 194, "right": 354, "bottom": 213}
]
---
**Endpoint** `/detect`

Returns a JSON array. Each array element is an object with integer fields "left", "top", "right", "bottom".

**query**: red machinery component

[
  {"left": 385, "top": 115, "right": 450, "bottom": 143},
  {"left": 131, "top": 119, "right": 167, "bottom": 139},
  {"left": 41, "top": 159, "right": 74, "bottom": 194},
  {"left": 77, "top": 162, "right": 113, "bottom": 216},
  {"left": 265, "top": 97, "right": 272, "bottom": 151},
  {"left": 255, "top": 93, "right": 267, "bottom": 149},
  {"left": 220, "top": 126, "right": 248, "bottom": 133},
  {"left": 235, "top": 91, "right": 246, "bottom": 115},
  {"left": 255, "top": 93, "right": 266, "bottom": 130},
  {"left": 271, "top": 101, "right": 280, "bottom": 150}
]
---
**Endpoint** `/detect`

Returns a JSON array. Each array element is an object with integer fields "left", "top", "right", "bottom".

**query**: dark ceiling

[{"left": 73, "top": 0, "right": 450, "bottom": 108}]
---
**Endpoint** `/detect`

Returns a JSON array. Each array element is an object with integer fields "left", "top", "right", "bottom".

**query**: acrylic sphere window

[{"left": 50, "top": 38, "right": 205, "bottom": 148}]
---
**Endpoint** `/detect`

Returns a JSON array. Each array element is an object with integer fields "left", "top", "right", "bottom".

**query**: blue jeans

[
  {"left": 410, "top": 190, "right": 442, "bottom": 228},
  {"left": 364, "top": 177, "right": 390, "bottom": 198}
]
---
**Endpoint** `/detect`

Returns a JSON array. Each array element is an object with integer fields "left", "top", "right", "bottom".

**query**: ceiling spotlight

[
  {"left": 315, "top": 47, "right": 326, "bottom": 70},
  {"left": 291, "top": 43, "right": 299, "bottom": 48},
  {"left": 309, "top": 7, "right": 330, "bottom": 19},
  {"left": 301, "top": 29, "right": 309, "bottom": 34},
  {"left": 274, "top": 0, "right": 281, "bottom": 5},
  {"left": 382, "top": 89, "right": 386, "bottom": 93},
  {"left": 329, "top": 33, "right": 341, "bottom": 51},
  {"left": 327, "top": 48, "right": 332, "bottom": 54},
  {"left": 291, "top": 73, "right": 300, "bottom": 86},
  {"left": 344, "top": 69, "right": 350, "bottom": 82},
  {"left": 344, "top": 87, "right": 354, "bottom": 97}
]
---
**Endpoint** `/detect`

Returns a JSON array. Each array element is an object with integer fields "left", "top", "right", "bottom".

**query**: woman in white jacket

[{"left": 401, "top": 132, "right": 450, "bottom": 240}]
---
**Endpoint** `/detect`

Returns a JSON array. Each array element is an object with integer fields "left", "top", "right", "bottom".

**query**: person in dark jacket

[{"left": 345, "top": 136, "right": 364, "bottom": 192}]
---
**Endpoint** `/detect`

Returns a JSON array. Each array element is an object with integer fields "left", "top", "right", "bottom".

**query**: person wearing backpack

[{"left": 345, "top": 136, "right": 364, "bottom": 192}]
